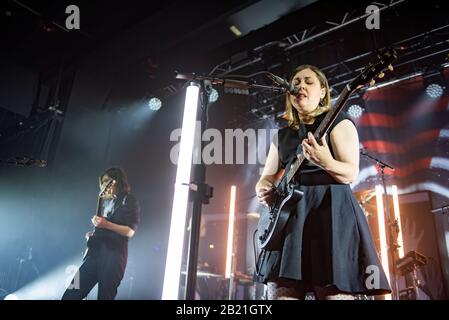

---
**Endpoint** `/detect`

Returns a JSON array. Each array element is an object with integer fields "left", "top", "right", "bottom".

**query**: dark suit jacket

[{"left": 88, "top": 192, "right": 140, "bottom": 256}]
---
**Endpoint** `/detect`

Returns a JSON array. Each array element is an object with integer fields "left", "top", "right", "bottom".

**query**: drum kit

[
  {"left": 180, "top": 268, "right": 254, "bottom": 300},
  {"left": 354, "top": 189, "right": 377, "bottom": 219}
]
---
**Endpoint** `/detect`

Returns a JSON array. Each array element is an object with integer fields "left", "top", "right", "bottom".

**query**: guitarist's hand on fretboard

[
  {"left": 91, "top": 216, "right": 110, "bottom": 229},
  {"left": 301, "top": 132, "right": 332, "bottom": 169}
]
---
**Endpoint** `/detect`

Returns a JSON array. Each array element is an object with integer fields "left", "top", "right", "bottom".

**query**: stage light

[
  {"left": 426, "top": 83, "right": 444, "bottom": 99},
  {"left": 347, "top": 104, "right": 364, "bottom": 118},
  {"left": 148, "top": 97, "right": 162, "bottom": 111},
  {"left": 209, "top": 88, "right": 219, "bottom": 103},
  {"left": 162, "top": 83, "right": 200, "bottom": 300},
  {"left": 4, "top": 256, "right": 82, "bottom": 300},
  {"left": 391, "top": 185, "right": 404, "bottom": 259},
  {"left": 225, "top": 186, "right": 236, "bottom": 279},
  {"left": 375, "top": 185, "right": 392, "bottom": 300},
  {"left": 229, "top": 25, "right": 242, "bottom": 37}
]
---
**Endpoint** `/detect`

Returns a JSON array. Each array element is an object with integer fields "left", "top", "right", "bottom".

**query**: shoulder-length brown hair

[
  {"left": 284, "top": 64, "right": 331, "bottom": 129},
  {"left": 99, "top": 167, "right": 131, "bottom": 194}
]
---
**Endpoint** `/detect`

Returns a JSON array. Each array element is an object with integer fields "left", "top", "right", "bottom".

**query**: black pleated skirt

[{"left": 255, "top": 173, "right": 391, "bottom": 295}]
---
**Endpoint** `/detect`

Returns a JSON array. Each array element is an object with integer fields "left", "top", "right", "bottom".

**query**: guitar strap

[
  {"left": 284, "top": 122, "right": 308, "bottom": 179},
  {"left": 296, "top": 121, "right": 308, "bottom": 155}
]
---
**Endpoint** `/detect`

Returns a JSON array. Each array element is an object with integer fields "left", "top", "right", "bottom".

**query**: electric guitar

[
  {"left": 83, "top": 179, "right": 116, "bottom": 259},
  {"left": 257, "top": 48, "right": 398, "bottom": 250}
]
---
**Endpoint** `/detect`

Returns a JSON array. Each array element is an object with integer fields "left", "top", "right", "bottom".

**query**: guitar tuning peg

[
  {"left": 388, "top": 64, "right": 394, "bottom": 71},
  {"left": 378, "top": 72, "right": 385, "bottom": 79},
  {"left": 369, "top": 79, "right": 376, "bottom": 86}
]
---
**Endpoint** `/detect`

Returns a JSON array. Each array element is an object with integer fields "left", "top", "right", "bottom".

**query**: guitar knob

[
  {"left": 388, "top": 64, "right": 394, "bottom": 71},
  {"left": 378, "top": 72, "right": 385, "bottom": 79},
  {"left": 369, "top": 79, "right": 376, "bottom": 86}
]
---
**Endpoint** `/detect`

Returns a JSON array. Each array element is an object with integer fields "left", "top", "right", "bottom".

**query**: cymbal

[
  {"left": 180, "top": 270, "right": 224, "bottom": 278},
  {"left": 197, "top": 271, "right": 224, "bottom": 278},
  {"left": 234, "top": 271, "right": 253, "bottom": 284},
  {"left": 246, "top": 212, "right": 260, "bottom": 219},
  {"left": 354, "top": 189, "right": 376, "bottom": 202}
]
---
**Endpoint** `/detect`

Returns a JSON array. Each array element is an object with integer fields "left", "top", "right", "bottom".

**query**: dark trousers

[{"left": 62, "top": 244, "right": 127, "bottom": 300}]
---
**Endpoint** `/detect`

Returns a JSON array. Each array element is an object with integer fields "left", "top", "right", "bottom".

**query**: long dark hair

[{"left": 99, "top": 167, "right": 131, "bottom": 194}]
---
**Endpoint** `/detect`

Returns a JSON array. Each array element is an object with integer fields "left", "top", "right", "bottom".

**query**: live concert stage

[{"left": 1, "top": 0, "right": 448, "bottom": 302}]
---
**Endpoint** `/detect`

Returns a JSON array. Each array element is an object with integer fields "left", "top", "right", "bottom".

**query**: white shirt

[{"left": 102, "top": 198, "right": 115, "bottom": 218}]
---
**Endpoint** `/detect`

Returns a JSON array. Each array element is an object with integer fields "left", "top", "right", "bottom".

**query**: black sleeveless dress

[{"left": 255, "top": 111, "right": 391, "bottom": 295}]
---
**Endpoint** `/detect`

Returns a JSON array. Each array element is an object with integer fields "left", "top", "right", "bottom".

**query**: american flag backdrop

[{"left": 351, "top": 71, "right": 449, "bottom": 200}]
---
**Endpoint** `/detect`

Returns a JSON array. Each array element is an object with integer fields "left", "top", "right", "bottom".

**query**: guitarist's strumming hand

[
  {"left": 257, "top": 185, "right": 276, "bottom": 207},
  {"left": 301, "top": 132, "right": 333, "bottom": 169}
]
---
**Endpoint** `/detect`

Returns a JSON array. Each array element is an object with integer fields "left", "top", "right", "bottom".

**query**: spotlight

[
  {"left": 229, "top": 25, "right": 242, "bottom": 37},
  {"left": 347, "top": 104, "right": 364, "bottom": 119},
  {"left": 426, "top": 83, "right": 444, "bottom": 98},
  {"left": 209, "top": 88, "right": 219, "bottom": 103},
  {"left": 148, "top": 97, "right": 162, "bottom": 111}
]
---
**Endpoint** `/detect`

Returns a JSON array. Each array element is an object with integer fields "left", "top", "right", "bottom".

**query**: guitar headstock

[
  {"left": 100, "top": 179, "right": 116, "bottom": 198},
  {"left": 349, "top": 48, "right": 398, "bottom": 92}
]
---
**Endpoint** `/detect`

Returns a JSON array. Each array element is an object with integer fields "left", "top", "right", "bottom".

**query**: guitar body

[
  {"left": 83, "top": 232, "right": 98, "bottom": 259},
  {"left": 258, "top": 184, "right": 304, "bottom": 250}
]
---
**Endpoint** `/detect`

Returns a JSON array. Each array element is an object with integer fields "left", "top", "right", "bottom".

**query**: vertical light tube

[
  {"left": 376, "top": 184, "right": 391, "bottom": 300},
  {"left": 162, "top": 83, "right": 199, "bottom": 300},
  {"left": 392, "top": 185, "right": 404, "bottom": 259},
  {"left": 225, "top": 186, "right": 237, "bottom": 279}
]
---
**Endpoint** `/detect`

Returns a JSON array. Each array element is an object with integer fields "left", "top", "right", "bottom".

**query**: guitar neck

[{"left": 286, "top": 85, "right": 353, "bottom": 185}]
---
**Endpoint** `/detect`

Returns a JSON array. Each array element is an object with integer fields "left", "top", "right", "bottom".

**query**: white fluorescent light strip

[
  {"left": 225, "top": 186, "right": 237, "bottom": 279},
  {"left": 162, "top": 84, "right": 200, "bottom": 300},
  {"left": 376, "top": 185, "right": 392, "bottom": 300},
  {"left": 392, "top": 185, "right": 405, "bottom": 259}
]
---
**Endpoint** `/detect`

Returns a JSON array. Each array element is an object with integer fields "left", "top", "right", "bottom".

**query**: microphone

[{"left": 266, "top": 73, "right": 299, "bottom": 96}]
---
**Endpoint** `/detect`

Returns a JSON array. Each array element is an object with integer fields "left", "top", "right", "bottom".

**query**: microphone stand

[
  {"left": 175, "top": 72, "right": 287, "bottom": 94},
  {"left": 431, "top": 204, "right": 449, "bottom": 215},
  {"left": 176, "top": 72, "right": 286, "bottom": 300},
  {"left": 361, "top": 150, "right": 399, "bottom": 300}
]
